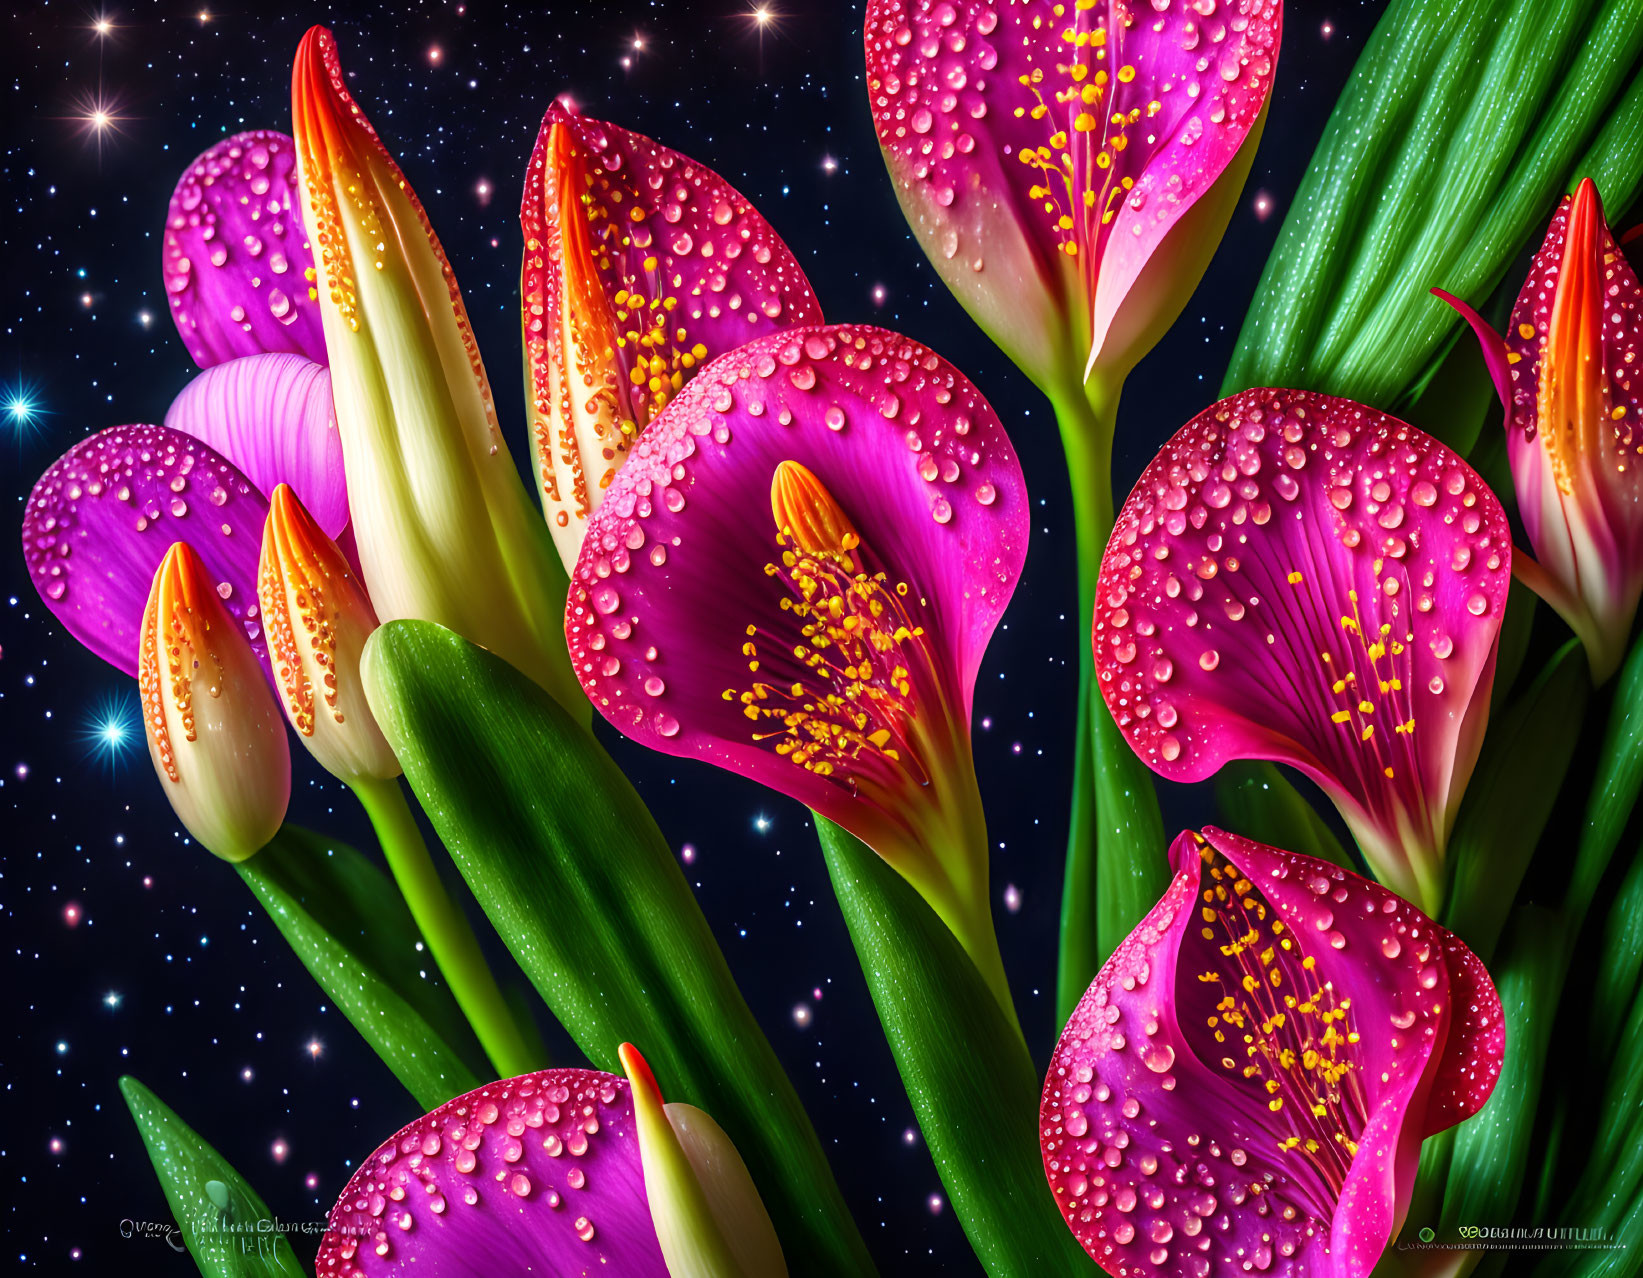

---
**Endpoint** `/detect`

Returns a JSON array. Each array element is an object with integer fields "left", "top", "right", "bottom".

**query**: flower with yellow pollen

[{"left": 566, "top": 324, "right": 1027, "bottom": 1011}]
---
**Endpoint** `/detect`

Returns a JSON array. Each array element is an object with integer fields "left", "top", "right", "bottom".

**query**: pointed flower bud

[
  {"left": 520, "top": 101, "right": 822, "bottom": 570},
  {"left": 140, "top": 542, "right": 291, "bottom": 861},
  {"left": 259, "top": 484, "right": 398, "bottom": 783},
  {"left": 1439, "top": 178, "right": 1643, "bottom": 682},
  {"left": 290, "top": 27, "right": 581, "bottom": 708}
]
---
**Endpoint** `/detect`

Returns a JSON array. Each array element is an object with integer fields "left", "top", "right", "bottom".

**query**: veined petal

[
  {"left": 315, "top": 1068, "right": 669, "bottom": 1276},
  {"left": 165, "top": 353, "right": 348, "bottom": 538},
  {"left": 1041, "top": 828, "right": 1503, "bottom": 1278},
  {"left": 1499, "top": 179, "right": 1643, "bottom": 681},
  {"left": 566, "top": 323, "right": 1026, "bottom": 997},
  {"left": 291, "top": 27, "right": 581, "bottom": 707},
  {"left": 163, "top": 130, "right": 327, "bottom": 368},
  {"left": 23, "top": 424, "right": 270, "bottom": 676},
  {"left": 521, "top": 102, "right": 822, "bottom": 568},
  {"left": 866, "top": 0, "right": 1281, "bottom": 390},
  {"left": 259, "top": 485, "right": 398, "bottom": 783},
  {"left": 140, "top": 542, "right": 291, "bottom": 863},
  {"left": 1093, "top": 388, "right": 1510, "bottom": 912}
]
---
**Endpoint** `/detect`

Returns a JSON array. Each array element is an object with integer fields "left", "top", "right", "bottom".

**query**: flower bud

[
  {"left": 140, "top": 541, "right": 291, "bottom": 861},
  {"left": 259, "top": 484, "right": 399, "bottom": 782}
]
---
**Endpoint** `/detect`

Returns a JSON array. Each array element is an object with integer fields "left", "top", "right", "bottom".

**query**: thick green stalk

[
  {"left": 1053, "top": 375, "right": 1168, "bottom": 1025},
  {"left": 351, "top": 774, "right": 538, "bottom": 1079}
]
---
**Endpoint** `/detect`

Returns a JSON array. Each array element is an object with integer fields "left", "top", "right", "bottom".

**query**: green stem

[
  {"left": 351, "top": 774, "right": 538, "bottom": 1079},
  {"left": 1053, "top": 373, "right": 1168, "bottom": 1026}
]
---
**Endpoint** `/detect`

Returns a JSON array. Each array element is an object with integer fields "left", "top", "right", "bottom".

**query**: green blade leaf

[
  {"left": 816, "top": 817, "right": 1092, "bottom": 1278},
  {"left": 1565, "top": 628, "right": 1643, "bottom": 935},
  {"left": 239, "top": 825, "right": 487, "bottom": 1110},
  {"left": 1224, "top": 0, "right": 1643, "bottom": 408},
  {"left": 119, "top": 1076, "right": 308, "bottom": 1278},
  {"left": 362, "top": 619, "right": 878, "bottom": 1278},
  {"left": 1442, "top": 639, "right": 1589, "bottom": 961},
  {"left": 1212, "top": 761, "right": 1353, "bottom": 870}
]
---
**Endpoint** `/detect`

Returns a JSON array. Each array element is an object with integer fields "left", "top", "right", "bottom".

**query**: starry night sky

[{"left": 3, "top": 2, "right": 1382, "bottom": 1271}]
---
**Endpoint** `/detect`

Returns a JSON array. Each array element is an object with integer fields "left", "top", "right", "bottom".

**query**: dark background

[{"left": 1, "top": 2, "right": 1381, "bottom": 1271}]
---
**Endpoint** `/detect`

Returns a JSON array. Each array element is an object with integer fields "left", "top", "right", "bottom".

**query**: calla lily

[
  {"left": 520, "top": 101, "right": 823, "bottom": 570},
  {"left": 23, "top": 424, "right": 271, "bottom": 676},
  {"left": 140, "top": 542, "right": 291, "bottom": 862},
  {"left": 1093, "top": 388, "right": 1511, "bottom": 914},
  {"left": 566, "top": 323, "right": 1027, "bottom": 1009},
  {"left": 163, "top": 129, "right": 328, "bottom": 368},
  {"left": 259, "top": 484, "right": 398, "bottom": 783},
  {"left": 1042, "top": 826, "right": 1504, "bottom": 1277},
  {"left": 314, "top": 1048, "right": 785, "bottom": 1277},
  {"left": 1436, "top": 178, "right": 1643, "bottom": 683},
  {"left": 290, "top": 26, "right": 581, "bottom": 708},
  {"left": 865, "top": 0, "right": 1282, "bottom": 393}
]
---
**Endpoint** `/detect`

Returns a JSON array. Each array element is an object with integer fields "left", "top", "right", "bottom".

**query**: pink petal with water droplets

[
  {"left": 1041, "top": 828, "right": 1503, "bottom": 1278},
  {"left": 22, "top": 424, "right": 270, "bottom": 676},
  {"left": 315, "top": 1068, "right": 668, "bottom": 1277},
  {"left": 1093, "top": 388, "right": 1510, "bottom": 903},
  {"left": 565, "top": 323, "right": 1026, "bottom": 855},
  {"left": 164, "top": 353, "right": 348, "bottom": 538},
  {"left": 520, "top": 101, "right": 823, "bottom": 562},
  {"left": 164, "top": 130, "right": 327, "bottom": 368},
  {"left": 865, "top": 0, "right": 1281, "bottom": 387}
]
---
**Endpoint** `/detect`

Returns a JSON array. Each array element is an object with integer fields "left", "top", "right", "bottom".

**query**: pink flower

[
  {"left": 1437, "top": 178, "right": 1643, "bottom": 681},
  {"left": 566, "top": 324, "right": 1027, "bottom": 1008},
  {"left": 520, "top": 102, "right": 822, "bottom": 569},
  {"left": 1092, "top": 388, "right": 1511, "bottom": 913},
  {"left": 1042, "top": 827, "right": 1504, "bottom": 1277},
  {"left": 866, "top": 0, "right": 1282, "bottom": 393}
]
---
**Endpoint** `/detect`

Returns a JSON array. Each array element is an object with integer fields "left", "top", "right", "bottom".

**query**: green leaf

[
  {"left": 1565, "top": 628, "right": 1643, "bottom": 934},
  {"left": 816, "top": 817, "right": 1092, "bottom": 1278},
  {"left": 1090, "top": 697, "right": 1170, "bottom": 982},
  {"left": 119, "top": 1076, "right": 308, "bottom": 1278},
  {"left": 1223, "top": 0, "right": 1643, "bottom": 408},
  {"left": 1443, "top": 639, "right": 1589, "bottom": 961},
  {"left": 1439, "top": 907, "right": 1567, "bottom": 1236},
  {"left": 363, "top": 620, "right": 878, "bottom": 1278},
  {"left": 1489, "top": 581, "right": 1541, "bottom": 717},
  {"left": 1212, "top": 761, "right": 1353, "bottom": 869},
  {"left": 239, "top": 825, "right": 487, "bottom": 1110}
]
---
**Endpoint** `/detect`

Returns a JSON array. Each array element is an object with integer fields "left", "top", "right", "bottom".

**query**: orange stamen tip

[
  {"left": 618, "top": 1042, "right": 664, "bottom": 1103},
  {"left": 770, "top": 460, "right": 861, "bottom": 565}
]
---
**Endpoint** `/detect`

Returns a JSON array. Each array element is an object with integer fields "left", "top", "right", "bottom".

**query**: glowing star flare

[
  {"left": 1092, "top": 388, "right": 1510, "bottom": 914},
  {"left": 567, "top": 324, "right": 1027, "bottom": 1009},
  {"left": 1041, "top": 828, "right": 1504, "bottom": 1277},
  {"left": 866, "top": 0, "right": 1282, "bottom": 394},
  {"left": 520, "top": 101, "right": 822, "bottom": 570},
  {"left": 140, "top": 542, "right": 291, "bottom": 862},
  {"left": 259, "top": 485, "right": 399, "bottom": 783},
  {"left": 1437, "top": 177, "right": 1643, "bottom": 683},
  {"left": 291, "top": 26, "right": 583, "bottom": 711}
]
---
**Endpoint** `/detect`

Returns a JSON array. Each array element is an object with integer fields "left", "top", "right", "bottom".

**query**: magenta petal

[
  {"left": 164, "top": 353, "right": 347, "bottom": 538},
  {"left": 163, "top": 130, "right": 327, "bottom": 368},
  {"left": 1431, "top": 288, "right": 1512, "bottom": 409},
  {"left": 1094, "top": 388, "right": 1511, "bottom": 901},
  {"left": 315, "top": 1069, "right": 668, "bottom": 1276},
  {"left": 22, "top": 425, "right": 269, "bottom": 676},
  {"left": 866, "top": 0, "right": 1281, "bottom": 384},
  {"left": 1041, "top": 828, "right": 1503, "bottom": 1278},
  {"left": 567, "top": 323, "right": 1026, "bottom": 850}
]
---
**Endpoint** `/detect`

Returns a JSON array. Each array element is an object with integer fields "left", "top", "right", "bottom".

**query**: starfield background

[{"left": 2, "top": 2, "right": 1382, "bottom": 1271}]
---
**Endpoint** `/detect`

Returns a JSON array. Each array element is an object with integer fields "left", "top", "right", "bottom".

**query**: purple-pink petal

[
  {"left": 22, "top": 424, "right": 268, "bottom": 676},
  {"left": 566, "top": 323, "right": 1026, "bottom": 850},
  {"left": 1093, "top": 388, "right": 1510, "bottom": 879},
  {"left": 163, "top": 130, "right": 327, "bottom": 368},
  {"left": 164, "top": 352, "right": 348, "bottom": 537},
  {"left": 315, "top": 1068, "right": 667, "bottom": 1276},
  {"left": 866, "top": 0, "right": 1281, "bottom": 382},
  {"left": 1041, "top": 828, "right": 1503, "bottom": 1278}
]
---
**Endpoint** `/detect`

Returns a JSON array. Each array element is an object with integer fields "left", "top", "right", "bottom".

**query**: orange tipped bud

[
  {"left": 140, "top": 542, "right": 291, "bottom": 861},
  {"left": 259, "top": 485, "right": 398, "bottom": 782}
]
